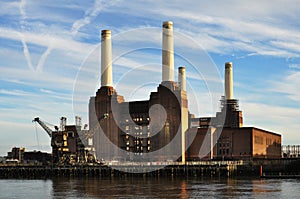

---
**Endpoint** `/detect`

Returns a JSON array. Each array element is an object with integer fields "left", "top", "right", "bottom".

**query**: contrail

[
  {"left": 71, "top": 0, "right": 116, "bottom": 36},
  {"left": 20, "top": 34, "right": 34, "bottom": 72},
  {"left": 37, "top": 46, "right": 53, "bottom": 73},
  {"left": 19, "top": 0, "right": 52, "bottom": 73},
  {"left": 19, "top": 0, "right": 34, "bottom": 71},
  {"left": 71, "top": 0, "right": 103, "bottom": 36}
]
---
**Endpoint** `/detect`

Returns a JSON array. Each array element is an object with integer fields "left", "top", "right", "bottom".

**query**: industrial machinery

[{"left": 33, "top": 117, "right": 97, "bottom": 166}]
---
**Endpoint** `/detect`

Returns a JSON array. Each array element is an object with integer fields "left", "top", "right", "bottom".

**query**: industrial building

[
  {"left": 186, "top": 61, "right": 281, "bottom": 160},
  {"left": 33, "top": 117, "right": 96, "bottom": 165},
  {"left": 32, "top": 21, "right": 281, "bottom": 165},
  {"left": 5, "top": 147, "right": 51, "bottom": 165},
  {"left": 88, "top": 21, "right": 281, "bottom": 163},
  {"left": 89, "top": 21, "right": 188, "bottom": 163},
  {"left": 187, "top": 127, "right": 281, "bottom": 161}
]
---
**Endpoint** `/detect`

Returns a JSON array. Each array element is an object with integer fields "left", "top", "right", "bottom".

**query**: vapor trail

[
  {"left": 71, "top": 0, "right": 117, "bottom": 36},
  {"left": 19, "top": 0, "right": 52, "bottom": 73}
]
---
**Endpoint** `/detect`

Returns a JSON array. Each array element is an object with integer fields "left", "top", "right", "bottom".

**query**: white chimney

[
  {"left": 178, "top": 66, "right": 186, "bottom": 91},
  {"left": 225, "top": 62, "right": 233, "bottom": 99},
  {"left": 162, "top": 21, "right": 174, "bottom": 82},
  {"left": 101, "top": 30, "right": 113, "bottom": 87}
]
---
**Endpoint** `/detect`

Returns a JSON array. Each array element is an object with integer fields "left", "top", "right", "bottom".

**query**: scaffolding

[{"left": 282, "top": 145, "right": 300, "bottom": 158}]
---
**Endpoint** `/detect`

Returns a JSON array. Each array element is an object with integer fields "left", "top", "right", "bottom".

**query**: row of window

[
  {"left": 219, "top": 143, "right": 230, "bottom": 148},
  {"left": 219, "top": 149, "right": 229, "bottom": 155},
  {"left": 129, "top": 117, "right": 150, "bottom": 122},
  {"left": 255, "top": 136, "right": 280, "bottom": 146},
  {"left": 125, "top": 140, "right": 151, "bottom": 145},
  {"left": 125, "top": 146, "right": 151, "bottom": 151}
]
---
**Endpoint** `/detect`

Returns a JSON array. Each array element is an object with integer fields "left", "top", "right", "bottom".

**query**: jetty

[{"left": 0, "top": 160, "right": 250, "bottom": 178}]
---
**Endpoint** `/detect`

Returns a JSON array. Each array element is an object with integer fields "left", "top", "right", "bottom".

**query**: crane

[
  {"left": 32, "top": 117, "right": 58, "bottom": 137},
  {"left": 32, "top": 116, "right": 98, "bottom": 165},
  {"left": 33, "top": 117, "right": 63, "bottom": 165}
]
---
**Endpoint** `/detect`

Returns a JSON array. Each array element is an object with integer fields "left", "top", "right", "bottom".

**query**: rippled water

[{"left": 0, "top": 177, "right": 299, "bottom": 198}]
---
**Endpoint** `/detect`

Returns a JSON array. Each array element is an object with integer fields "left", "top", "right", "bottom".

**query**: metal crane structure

[
  {"left": 33, "top": 117, "right": 97, "bottom": 166},
  {"left": 32, "top": 117, "right": 58, "bottom": 137}
]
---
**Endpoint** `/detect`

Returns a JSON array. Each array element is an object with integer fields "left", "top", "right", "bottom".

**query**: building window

[
  {"left": 63, "top": 134, "right": 67, "bottom": 141},
  {"left": 88, "top": 138, "right": 93, "bottom": 146},
  {"left": 255, "top": 136, "right": 263, "bottom": 145},
  {"left": 68, "top": 131, "right": 74, "bottom": 137}
]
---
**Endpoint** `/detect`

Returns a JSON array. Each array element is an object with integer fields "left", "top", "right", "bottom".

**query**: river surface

[{"left": 0, "top": 177, "right": 299, "bottom": 198}]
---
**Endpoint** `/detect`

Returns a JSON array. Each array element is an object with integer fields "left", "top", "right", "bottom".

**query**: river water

[{"left": 0, "top": 177, "right": 299, "bottom": 198}]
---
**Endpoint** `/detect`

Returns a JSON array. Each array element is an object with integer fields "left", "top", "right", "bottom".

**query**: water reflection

[
  {"left": 2, "top": 177, "right": 297, "bottom": 198},
  {"left": 51, "top": 177, "right": 188, "bottom": 198}
]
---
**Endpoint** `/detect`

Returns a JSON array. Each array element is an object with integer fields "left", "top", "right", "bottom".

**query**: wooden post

[{"left": 260, "top": 165, "right": 263, "bottom": 177}]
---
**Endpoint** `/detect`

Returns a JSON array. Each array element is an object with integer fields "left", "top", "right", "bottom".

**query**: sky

[{"left": 0, "top": 0, "right": 300, "bottom": 156}]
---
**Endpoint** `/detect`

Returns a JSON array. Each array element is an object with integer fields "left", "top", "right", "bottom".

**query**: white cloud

[
  {"left": 0, "top": 89, "right": 31, "bottom": 96},
  {"left": 289, "top": 64, "right": 300, "bottom": 70},
  {"left": 71, "top": 0, "right": 119, "bottom": 36},
  {"left": 104, "top": 1, "right": 300, "bottom": 58},
  {"left": 242, "top": 102, "right": 300, "bottom": 143},
  {"left": 1, "top": 0, "right": 300, "bottom": 154},
  {"left": 0, "top": 27, "right": 94, "bottom": 55},
  {"left": 272, "top": 71, "right": 300, "bottom": 101}
]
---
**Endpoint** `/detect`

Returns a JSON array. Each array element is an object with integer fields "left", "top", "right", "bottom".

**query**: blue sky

[{"left": 0, "top": 0, "right": 300, "bottom": 155}]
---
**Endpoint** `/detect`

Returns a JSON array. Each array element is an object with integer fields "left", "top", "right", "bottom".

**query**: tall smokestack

[
  {"left": 101, "top": 30, "right": 113, "bottom": 87},
  {"left": 225, "top": 62, "right": 233, "bottom": 99},
  {"left": 178, "top": 66, "right": 186, "bottom": 91},
  {"left": 162, "top": 21, "right": 174, "bottom": 82}
]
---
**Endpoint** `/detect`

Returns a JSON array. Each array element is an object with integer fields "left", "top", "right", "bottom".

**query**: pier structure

[{"left": 0, "top": 160, "right": 245, "bottom": 178}]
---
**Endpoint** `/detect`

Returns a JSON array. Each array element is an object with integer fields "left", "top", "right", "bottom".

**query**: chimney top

[
  {"left": 101, "top": 30, "right": 111, "bottom": 38},
  {"left": 163, "top": 21, "right": 173, "bottom": 29},
  {"left": 225, "top": 62, "right": 232, "bottom": 68}
]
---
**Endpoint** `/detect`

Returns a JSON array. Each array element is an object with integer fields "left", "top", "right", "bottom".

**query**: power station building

[
  {"left": 88, "top": 21, "right": 281, "bottom": 163},
  {"left": 89, "top": 21, "right": 187, "bottom": 162},
  {"left": 187, "top": 62, "right": 281, "bottom": 160}
]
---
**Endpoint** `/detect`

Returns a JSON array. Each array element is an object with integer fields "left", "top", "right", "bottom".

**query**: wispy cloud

[
  {"left": 1, "top": 0, "right": 300, "bottom": 155},
  {"left": 289, "top": 64, "right": 300, "bottom": 70},
  {"left": 105, "top": 1, "right": 300, "bottom": 58},
  {"left": 0, "top": 89, "right": 31, "bottom": 96},
  {"left": 71, "top": 0, "right": 118, "bottom": 36},
  {"left": 0, "top": 27, "right": 94, "bottom": 56},
  {"left": 272, "top": 71, "right": 300, "bottom": 101},
  {"left": 242, "top": 101, "right": 300, "bottom": 144}
]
